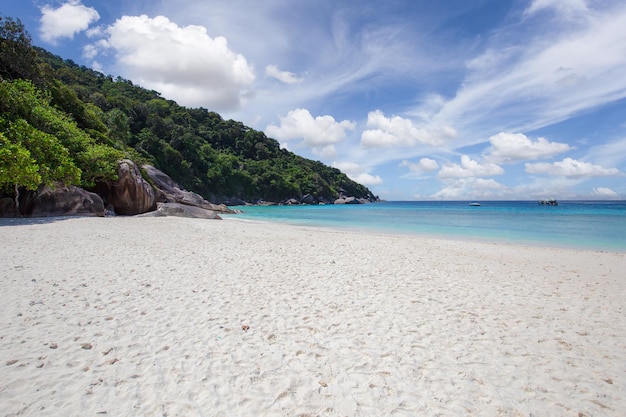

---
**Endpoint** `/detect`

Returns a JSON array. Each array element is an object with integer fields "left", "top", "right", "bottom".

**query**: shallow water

[{"left": 224, "top": 201, "right": 626, "bottom": 251}]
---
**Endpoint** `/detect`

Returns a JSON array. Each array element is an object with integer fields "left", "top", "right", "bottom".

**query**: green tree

[
  {"left": 0, "top": 16, "right": 40, "bottom": 82},
  {"left": 0, "top": 132, "right": 40, "bottom": 210},
  {"left": 105, "top": 108, "right": 131, "bottom": 151},
  {"left": 1, "top": 118, "right": 81, "bottom": 186}
]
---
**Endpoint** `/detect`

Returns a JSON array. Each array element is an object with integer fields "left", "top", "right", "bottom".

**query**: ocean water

[{"left": 224, "top": 201, "right": 626, "bottom": 252}]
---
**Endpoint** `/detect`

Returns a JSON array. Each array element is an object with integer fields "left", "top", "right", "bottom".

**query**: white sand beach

[{"left": 1, "top": 216, "right": 625, "bottom": 416}]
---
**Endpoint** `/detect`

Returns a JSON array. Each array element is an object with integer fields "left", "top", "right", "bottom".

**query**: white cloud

[
  {"left": 439, "top": 155, "right": 504, "bottom": 179},
  {"left": 312, "top": 145, "right": 337, "bottom": 160},
  {"left": 524, "top": 0, "right": 589, "bottom": 17},
  {"left": 351, "top": 173, "right": 383, "bottom": 186},
  {"left": 400, "top": 158, "right": 439, "bottom": 173},
  {"left": 265, "top": 108, "right": 355, "bottom": 150},
  {"left": 265, "top": 65, "right": 303, "bottom": 84},
  {"left": 89, "top": 15, "right": 255, "bottom": 111},
  {"left": 39, "top": 0, "right": 100, "bottom": 44},
  {"left": 584, "top": 137, "right": 626, "bottom": 168},
  {"left": 332, "top": 162, "right": 382, "bottom": 186},
  {"left": 485, "top": 132, "right": 572, "bottom": 163},
  {"left": 592, "top": 187, "right": 619, "bottom": 198},
  {"left": 434, "top": 3, "right": 626, "bottom": 144},
  {"left": 333, "top": 162, "right": 360, "bottom": 173},
  {"left": 361, "top": 110, "right": 456, "bottom": 149},
  {"left": 432, "top": 178, "right": 507, "bottom": 200},
  {"left": 525, "top": 157, "right": 621, "bottom": 177}
]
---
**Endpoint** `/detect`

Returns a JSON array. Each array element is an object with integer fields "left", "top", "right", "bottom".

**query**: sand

[{"left": 1, "top": 216, "right": 625, "bottom": 417}]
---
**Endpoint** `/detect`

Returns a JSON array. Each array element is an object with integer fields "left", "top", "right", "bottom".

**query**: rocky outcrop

[
  {"left": 18, "top": 185, "right": 105, "bottom": 217},
  {"left": 334, "top": 196, "right": 364, "bottom": 204},
  {"left": 0, "top": 197, "right": 20, "bottom": 217},
  {"left": 142, "top": 165, "right": 233, "bottom": 214},
  {"left": 137, "top": 202, "right": 222, "bottom": 219},
  {"left": 99, "top": 159, "right": 156, "bottom": 215},
  {"left": 299, "top": 194, "right": 318, "bottom": 205}
]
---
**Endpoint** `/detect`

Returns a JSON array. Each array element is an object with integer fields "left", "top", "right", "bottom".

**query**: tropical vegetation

[{"left": 0, "top": 16, "right": 376, "bottom": 207}]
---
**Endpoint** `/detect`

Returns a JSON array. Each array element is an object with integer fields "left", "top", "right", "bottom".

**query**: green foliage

[
  {"left": 0, "top": 16, "right": 40, "bottom": 83},
  {"left": 0, "top": 79, "right": 122, "bottom": 188},
  {"left": 0, "top": 17, "right": 377, "bottom": 203},
  {"left": 0, "top": 118, "right": 81, "bottom": 189},
  {"left": 77, "top": 144, "right": 123, "bottom": 187},
  {"left": 0, "top": 132, "right": 41, "bottom": 192},
  {"left": 105, "top": 108, "right": 131, "bottom": 150}
]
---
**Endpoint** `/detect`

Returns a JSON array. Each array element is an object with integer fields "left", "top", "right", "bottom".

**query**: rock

[
  {"left": 103, "top": 160, "right": 156, "bottom": 215},
  {"left": 0, "top": 197, "right": 19, "bottom": 217},
  {"left": 137, "top": 202, "right": 222, "bottom": 219},
  {"left": 142, "top": 165, "right": 233, "bottom": 214},
  {"left": 333, "top": 196, "right": 363, "bottom": 205},
  {"left": 20, "top": 185, "right": 105, "bottom": 217},
  {"left": 222, "top": 197, "right": 247, "bottom": 206},
  {"left": 299, "top": 194, "right": 318, "bottom": 205}
]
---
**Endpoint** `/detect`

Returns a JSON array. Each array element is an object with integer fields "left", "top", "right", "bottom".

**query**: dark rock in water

[
  {"left": 142, "top": 164, "right": 233, "bottom": 214},
  {"left": 101, "top": 159, "right": 156, "bottom": 215},
  {"left": 21, "top": 185, "right": 105, "bottom": 217},
  {"left": 137, "top": 202, "right": 222, "bottom": 219}
]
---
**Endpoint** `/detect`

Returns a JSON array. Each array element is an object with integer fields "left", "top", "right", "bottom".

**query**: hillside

[{"left": 0, "top": 17, "right": 377, "bottom": 208}]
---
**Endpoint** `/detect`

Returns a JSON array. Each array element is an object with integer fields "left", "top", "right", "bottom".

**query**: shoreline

[
  {"left": 2, "top": 216, "right": 625, "bottom": 416},
  {"left": 222, "top": 214, "right": 626, "bottom": 254},
  {"left": 223, "top": 200, "right": 626, "bottom": 253}
]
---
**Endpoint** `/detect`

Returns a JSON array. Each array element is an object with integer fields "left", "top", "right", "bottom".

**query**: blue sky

[{"left": 4, "top": 0, "right": 626, "bottom": 200}]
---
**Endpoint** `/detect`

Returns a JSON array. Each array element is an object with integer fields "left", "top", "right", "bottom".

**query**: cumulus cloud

[
  {"left": 332, "top": 162, "right": 383, "bottom": 186},
  {"left": 312, "top": 145, "right": 338, "bottom": 160},
  {"left": 360, "top": 110, "right": 456, "bottom": 149},
  {"left": 265, "top": 65, "right": 303, "bottom": 84},
  {"left": 351, "top": 173, "right": 384, "bottom": 186},
  {"left": 400, "top": 158, "right": 439, "bottom": 173},
  {"left": 525, "top": 157, "right": 621, "bottom": 177},
  {"left": 439, "top": 155, "right": 504, "bottom": 179},
  {"left": 39, "top": 0, "right": 100, "bottom": 44},
  {"left": 88, "top": 15, "right": 254, "bottom": 111},
  {"left": 485, "top": 132, "right": 572, "bottom": 163},
  {"left": 592, "top": 187, "right": 619, "bottom": 198},
  {"left": 431, "top": 178, "right": 507, "bottom": 200},
  {"left": 266, "top": 108, "right": 355, "bottom": 151}
]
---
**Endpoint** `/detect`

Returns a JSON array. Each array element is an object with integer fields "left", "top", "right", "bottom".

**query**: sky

[{"left": 3, "top": 0, "right": 626, "bottom": 200}]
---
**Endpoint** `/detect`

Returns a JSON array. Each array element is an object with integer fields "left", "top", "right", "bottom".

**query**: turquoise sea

[{"left": 225, "top": 201, "right": 626, "bottom": 252}]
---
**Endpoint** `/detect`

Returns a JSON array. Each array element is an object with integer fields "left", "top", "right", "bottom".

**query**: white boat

[{"left": 468, "top": 202, "right": 481, "bottom": 206}]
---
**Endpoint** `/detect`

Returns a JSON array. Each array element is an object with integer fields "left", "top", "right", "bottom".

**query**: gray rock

[
  {"left": 334, "top": 196, "right": 363, "bottom": 205},
  {"left": 137, "top": 202, "right": 222, "bottom": 219},
  {"left": 299, "top": 194, "right": 318, "bottom": 205},
  {"left": 105, "top": 159, "right": 156, "bottom": 215},
  {"left": 0, "top": 198, "right": 19, "bottom": 217},
  {"left": 142, "top": 165, "right": 233, "bottom": 214},
  {"left": 23, "top": 185, "right": 105, "bottom": 217}
]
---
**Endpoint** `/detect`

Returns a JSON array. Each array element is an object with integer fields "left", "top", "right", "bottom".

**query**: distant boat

[
  {"left": 538, "top": 199, "right": 558, "bottom": 206},
  {"left": 468, "top": 202, "right": 481, "bottom": 206}
]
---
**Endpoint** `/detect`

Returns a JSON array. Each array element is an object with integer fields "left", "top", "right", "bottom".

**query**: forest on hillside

[{"left": 0, "top": 16, "right": 377, "bottom": 205}]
